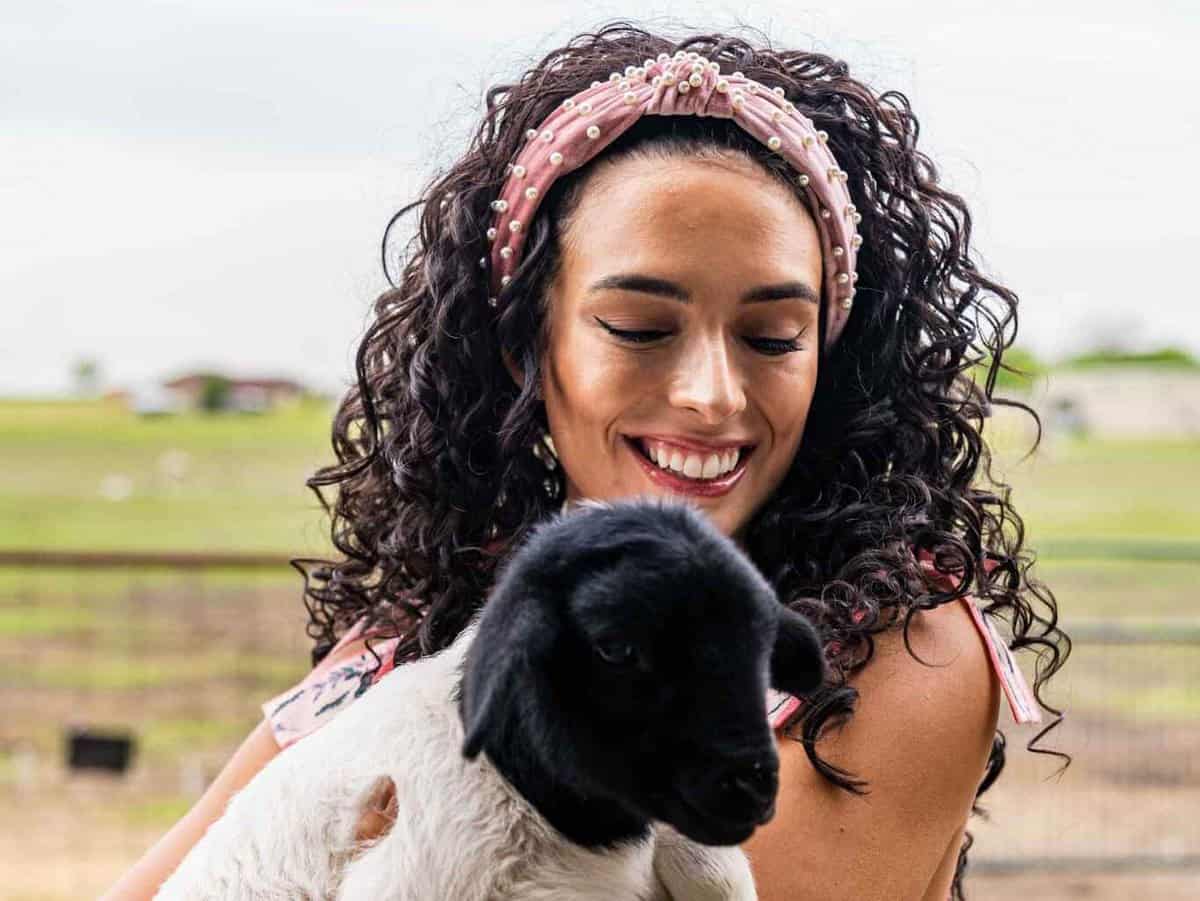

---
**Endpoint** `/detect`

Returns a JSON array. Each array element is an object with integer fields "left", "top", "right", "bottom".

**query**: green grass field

[
  {"left": 4, "top": 397, "right": 1199, "bottom": 551},
  {"left": 0, "top": 397, "right": 335, "bottom": 554}
]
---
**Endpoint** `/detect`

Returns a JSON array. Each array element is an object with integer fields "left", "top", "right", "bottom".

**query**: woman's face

[{"left": 532, "top": 152, "right": 824, "bottom": 541}]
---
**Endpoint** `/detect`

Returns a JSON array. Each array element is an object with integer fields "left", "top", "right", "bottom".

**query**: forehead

[{"left": 559, "top": 154, "right": 821, "bottom": 280}]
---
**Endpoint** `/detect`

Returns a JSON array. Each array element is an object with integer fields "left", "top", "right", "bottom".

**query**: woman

[{"left": 106, "top": 23, "right": 1068, "bottom": 900}]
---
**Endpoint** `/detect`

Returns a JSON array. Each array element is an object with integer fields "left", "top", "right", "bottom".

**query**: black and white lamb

[{"left": 156, "top": 496, "right": 826, "bottom": 900}]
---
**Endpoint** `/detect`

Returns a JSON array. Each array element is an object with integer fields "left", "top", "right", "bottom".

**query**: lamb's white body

[{"left": 156, "top": 625, "right": 756, "bottom": 901}]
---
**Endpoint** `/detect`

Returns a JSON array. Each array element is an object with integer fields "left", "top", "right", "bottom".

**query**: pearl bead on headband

[{"left": 484, "top": 50, "right": 863, "bottom": 348}]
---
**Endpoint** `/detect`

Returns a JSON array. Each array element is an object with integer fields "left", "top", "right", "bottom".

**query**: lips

[
  {"left": 623, "top": 436, "right": 753, "bottom": 498},
  {"left": 639, "top": 438, "right": 741, "bottom": 476}
]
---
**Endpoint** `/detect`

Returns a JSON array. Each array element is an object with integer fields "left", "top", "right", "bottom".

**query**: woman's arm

[
  {"left": 743, "top": 598, "right": 1001, "bottom": 901},
  {"left": 99, "top": 718, "right": 282, "bottom": 901}
]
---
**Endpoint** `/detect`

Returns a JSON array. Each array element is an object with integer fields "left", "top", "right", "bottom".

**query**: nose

[{"left": 668, "top": 332, "right": 747, "bottom": 423}]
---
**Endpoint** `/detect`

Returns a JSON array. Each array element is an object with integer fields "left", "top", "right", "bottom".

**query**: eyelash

[{"left": 596, "top": 319, "right": 808, "bottom": 356}]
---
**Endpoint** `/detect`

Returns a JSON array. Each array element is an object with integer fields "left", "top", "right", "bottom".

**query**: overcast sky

[{"left": 3, "top": 0, "right": 1197, "bottom": 396}]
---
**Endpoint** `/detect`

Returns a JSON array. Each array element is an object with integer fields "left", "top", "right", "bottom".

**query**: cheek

[
  {"left": 542, "top": 345, "right": 610, "bottom": 473},
  {"left": 546, "top": 327, "right": 643, "bottom": 417},
  {"left": 761, "top": 355, "right": 819, "bottom": 435}
]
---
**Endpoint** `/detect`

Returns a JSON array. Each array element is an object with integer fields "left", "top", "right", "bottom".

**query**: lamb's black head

[{"left": 459, "top": 497, "right": 825, "bottom": 848}]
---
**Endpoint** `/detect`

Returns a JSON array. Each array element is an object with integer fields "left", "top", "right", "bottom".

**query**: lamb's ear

[
  {"left": 770, "top": 607, "right": 826, "bottom": 697},
  {"left": 461, "top": 600, "right": 556, "bottom": 760},
  {"left": 460, "top": 665, "right": 503, "bottom": 761}
]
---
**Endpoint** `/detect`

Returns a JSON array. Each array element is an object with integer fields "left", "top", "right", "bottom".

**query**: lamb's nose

[
  {"left": 712, "top": 757, "right": 779, "bottom": 820},
  {"left": 719, "top": 759, "right": 777, "bottom": 796}
]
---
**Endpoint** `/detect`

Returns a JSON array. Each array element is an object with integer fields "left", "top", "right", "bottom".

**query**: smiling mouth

[
  {"left": 625, "top": 436, "right": 754, "bottom": 478},
  {"left": 622, "top": 436, "right": 755, "bottom": 497}
]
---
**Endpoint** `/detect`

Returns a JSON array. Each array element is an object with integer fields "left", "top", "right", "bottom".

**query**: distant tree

[
  {"left": 199, "top": 375, "right": 232, "bottom": 412},
  {"left": 1063, "top": 346, "right": 1199, "bottom": 370},
  {"left": 71, "top": 358, "right": 102, "bottom": 397}
]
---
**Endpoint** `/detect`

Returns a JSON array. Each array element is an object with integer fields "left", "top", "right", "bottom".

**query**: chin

[{"left": 710, "top": 506, "right": 753, "bottom": 541}]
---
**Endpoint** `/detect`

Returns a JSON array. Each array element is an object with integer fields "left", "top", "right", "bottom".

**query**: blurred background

[{"left": 2, "top": 2, "right": 1197, "bottom": 898}]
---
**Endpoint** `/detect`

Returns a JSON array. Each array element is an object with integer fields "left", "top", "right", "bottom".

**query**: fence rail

[
  {"left": 1065, "top": 618, "right": 1200, "bottom": 644},
  {"left": 975, "top": 854, "right": 1200, "bottom": 876},
  {"left": 1037, "top": 538, "right": 1200, "bottom": 562},
  {"left": 0, "top": 549, "right": 293, "bottom": 569}
]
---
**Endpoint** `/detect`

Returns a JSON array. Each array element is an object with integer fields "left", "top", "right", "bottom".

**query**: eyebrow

[{"left": 586, "top": 273, "right": 819, "bottom": 305}]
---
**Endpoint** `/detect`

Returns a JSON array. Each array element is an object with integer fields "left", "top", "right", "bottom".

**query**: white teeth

[{"left": 639, "top": 439, "right": 742, "bottom": 481}]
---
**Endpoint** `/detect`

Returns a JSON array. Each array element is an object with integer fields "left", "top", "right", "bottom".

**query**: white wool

[{"left": 156, "top": 625, "right": 756, "bottom": 900}]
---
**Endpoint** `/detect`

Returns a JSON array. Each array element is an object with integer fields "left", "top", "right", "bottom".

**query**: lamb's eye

[{"left": 594, "top": 640, "right": 639, "bottom": 667}]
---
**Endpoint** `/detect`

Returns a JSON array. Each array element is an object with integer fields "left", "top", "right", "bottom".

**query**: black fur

[{"left": 459, "top": 497, "right": 825, "bottom": 848}]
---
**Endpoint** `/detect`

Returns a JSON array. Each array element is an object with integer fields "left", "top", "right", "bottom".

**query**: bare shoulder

[
  {"left": 815, "top": 598, "right": 1001, "bottom": 813},
  {"left": 743, "top": 601, "right": 1001, "bottom": 900},
  {"left": 850, "top": 599, "right": 1001, "bottom": 754}
]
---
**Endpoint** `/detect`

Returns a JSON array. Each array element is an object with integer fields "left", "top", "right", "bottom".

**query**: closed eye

[{"left": 595, "top": 318, "right": 808, "bottom": 357}]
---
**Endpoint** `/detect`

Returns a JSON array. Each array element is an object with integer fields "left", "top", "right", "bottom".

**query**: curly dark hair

[{"left": 291, "top": 21, "right": 1069, "bottom": 898}]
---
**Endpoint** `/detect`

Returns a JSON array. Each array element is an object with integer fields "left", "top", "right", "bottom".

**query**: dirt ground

[{"left": 971, "top": 872, "right": 1200, "bottom": 900}]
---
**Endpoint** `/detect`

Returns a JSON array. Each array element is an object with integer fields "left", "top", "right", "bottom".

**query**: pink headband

[{"left": 484, "top": 50, "right": 862, "bottom": 348}]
